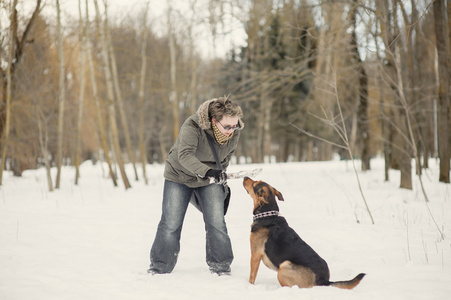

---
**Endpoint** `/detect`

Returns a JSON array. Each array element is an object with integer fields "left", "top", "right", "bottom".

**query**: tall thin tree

[
  {"left": 37, "top": 108, "right": 54, "bottom": 191},
  {"left": 55, "top": 0, "right": 66, "bottom": 189},
  {"left": 0, "top": 0, "right": 41, "bottom": 184},
  {"left": 75, "top": 0, "right": 87, "bottom": 185},
  {"left": 93, "top": 0, "right": 131, "bottom": 189},
  {"left": 350, "top": 0, "right": 370, "bottom": 171},
  {"left": 0, "top": 0, "right": 18, "bottom": 185},
  {"left": 168, "top": 0, "right": 179, "bottom": 141},
  {"left": 138, "top": 1, "right": 150, "bottom": 185},
  {"left": 85, "top": 0, "right": 118, "bottom": 187},
  {"left": 433, "top": 0, "right": 450, "bottom": 183},
  {"left": 105, "top": 15, "right": 139, "bottom": 181}
]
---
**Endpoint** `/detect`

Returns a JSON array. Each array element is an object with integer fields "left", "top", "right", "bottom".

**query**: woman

[{"left": 148, "top": 96, "right": 244, "bottom": 276}]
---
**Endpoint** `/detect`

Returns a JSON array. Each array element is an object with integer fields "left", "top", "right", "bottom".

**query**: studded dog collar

[{"left": 253, "top": 210, "right": 281, "bottom": 221}]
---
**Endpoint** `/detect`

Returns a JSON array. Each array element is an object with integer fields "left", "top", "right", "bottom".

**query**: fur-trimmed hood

[{"left": 196, "top": 98, "right": 245, "bottom": 130}]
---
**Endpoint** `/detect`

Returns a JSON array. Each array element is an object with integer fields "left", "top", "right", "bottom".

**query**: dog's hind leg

[{"left": 277, "top": 261, "right": 316, "bottom": 288}]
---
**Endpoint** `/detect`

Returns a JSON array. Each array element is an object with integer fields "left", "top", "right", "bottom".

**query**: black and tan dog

[{"left": 243, "top": 177, "right": 365, "bottom": 289}]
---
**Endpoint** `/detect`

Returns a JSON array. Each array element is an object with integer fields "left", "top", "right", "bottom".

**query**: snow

[{"left": 1, "top": 158, "right": 450, "bottom": 300}]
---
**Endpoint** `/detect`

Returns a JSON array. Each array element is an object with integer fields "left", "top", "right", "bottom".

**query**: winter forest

[
  {"left": 0, "top": 0, "right": 450, "bottom": 190},
  {"left": 1, "top": 1, "right": 451, "bottom": 299}
]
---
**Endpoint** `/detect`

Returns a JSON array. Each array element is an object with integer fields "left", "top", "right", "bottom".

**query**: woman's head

[
  {"left": 209, "top": 97, "right": 243, "bottom": 121},
  {"left": 209, "top": 97, "right": 243, "bottom": 136}
]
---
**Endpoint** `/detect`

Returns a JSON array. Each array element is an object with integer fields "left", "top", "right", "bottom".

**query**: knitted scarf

[{"left": 212, "top": 122, "right": 234, "bottom": 145}]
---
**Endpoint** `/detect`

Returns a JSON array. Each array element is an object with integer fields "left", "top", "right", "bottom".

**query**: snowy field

[{"left": 1, "top": 157, "right": 450, "bottom": 300}]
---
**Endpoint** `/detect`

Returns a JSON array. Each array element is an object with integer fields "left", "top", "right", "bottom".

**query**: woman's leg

[
  {"left": 149, "top": 180, "right": 192, "bottom": 274},
  {"left": 196, "top": 184, "right": 234, "bottom": 274}
]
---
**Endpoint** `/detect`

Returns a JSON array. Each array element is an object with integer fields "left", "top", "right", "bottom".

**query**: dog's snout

[
  {"left": 243, "top": 176, "right": 253, "bottom": 192},
  {"left": 243, "top": 176, "right": 255, "bottom": 182}
]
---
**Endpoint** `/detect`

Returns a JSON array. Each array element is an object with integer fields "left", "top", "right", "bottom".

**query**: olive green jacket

[{"left": 163, "top": 99, "right": 244, "bottom": 188}]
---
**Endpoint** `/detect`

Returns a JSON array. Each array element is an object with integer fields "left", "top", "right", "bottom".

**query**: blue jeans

[{"left": 149, "top": 180, "right": 233, "bottom": 274}]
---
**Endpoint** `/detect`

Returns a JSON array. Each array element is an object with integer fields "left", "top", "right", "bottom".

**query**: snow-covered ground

[{"left": 1, "top": 158, "right": 450, "bottom": 300}]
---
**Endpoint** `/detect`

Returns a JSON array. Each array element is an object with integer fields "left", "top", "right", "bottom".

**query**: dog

[{"left": 242, "top": 177, "right": 365, "bottom": 289}]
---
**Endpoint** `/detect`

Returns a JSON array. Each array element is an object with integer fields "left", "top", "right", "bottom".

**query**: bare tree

[
  {"left": 0, "top": 0, "right": 18, "bottom": 185},
  {"left": 86, "top": 0, "right": 117, "bottom": 187},
  {"left": 350, "top": 0, "right": 370, "bottom": 171},
  {"left": 55, "top": 0, "right": 66, "bottom": 189},
  {"left": 0, "top": 0, "right": 42, "bottom": 183},
  {"left": 393, "top": 44, "right": 444, "bottom": 239},
  {"left": 187, "top": 0, "right": 199, "bottom": 114},
  {"left": 448, "top": 0, "right": 451, "bottom": 60},
  {"left": 138, "top": 1, "right": 150, "bottom": 185},
  {"left": 167, "top": 0, "right": 179, "bottom": 141},
  {"left": 376, "top": 0, "right": 413, "bottom": 189},
  {"left": 74, "top": 0, "right": 87, "bottom": 185},
  {"left": 36, "top": 107, "right": 54, "bottom": 191},
  {"left": 433, "top": 0, "right": 450, "bottom": 183},
  {"left": 292, "top": 69, "right": 375, "bottom": 225},
  {"left": 105, "top": 14, "right": 139, "bottom": 181},
  {"left": 93, "top": 0, "right": 131, "bottom": 189}
]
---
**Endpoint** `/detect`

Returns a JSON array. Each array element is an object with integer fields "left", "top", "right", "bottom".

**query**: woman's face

[{"left": 213, "top": 115, "right": 240, "bottom": 137}]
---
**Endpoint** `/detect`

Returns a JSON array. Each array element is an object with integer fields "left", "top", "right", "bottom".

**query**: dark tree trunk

[{"left": 433, "top": 0, "right": 450, "bottom": 183}]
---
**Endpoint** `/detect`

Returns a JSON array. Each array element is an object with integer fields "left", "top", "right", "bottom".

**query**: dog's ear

[
  {"left": 256, "top": 187, "right": 269, "bottom": 204},
  {"left": 271, "top": 187, "right": 284, "bottom": 201}
]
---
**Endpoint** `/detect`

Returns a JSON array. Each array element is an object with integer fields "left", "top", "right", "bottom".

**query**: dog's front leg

[
  {"left": 249, "top": 228, "right": 269, "bottom": 284},
  {"left": 249, "top": 254, "right": 261, "bottom": 284}
]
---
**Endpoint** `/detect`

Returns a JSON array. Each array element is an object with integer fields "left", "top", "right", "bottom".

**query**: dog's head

[{"left": 243, "top": 177, "right": 284, "bottom": 214}]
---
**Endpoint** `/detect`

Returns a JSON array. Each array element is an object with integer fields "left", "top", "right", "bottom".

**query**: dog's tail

[{"left": 329, "top": 273, "right": 366, "bottom": 289}]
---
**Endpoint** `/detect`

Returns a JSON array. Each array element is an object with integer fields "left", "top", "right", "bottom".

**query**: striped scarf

[{"left": 212, "top": 122, "right": 234, "bottom": 145}]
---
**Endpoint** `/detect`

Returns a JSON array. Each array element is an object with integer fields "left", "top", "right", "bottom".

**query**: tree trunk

[
  {"left": 262, "top": 84, "right": 272, "bottom": 162},
  {"left": 377, "top": 0, "right": 412, "bottom": 188},
  {"left": 400, "top": 0, "right": 422, "bottom": 175},
  {"left": 0, "top": 0, "right": 17, "bottom": 185},
  {"left": 106, "top": 22, "right": 139, "bottom": 181},
  {"left": 37, "top": 109, "right": 54, "bottom": 192},
  {"left": 377, "top": 0, "right": 395, "bottom": 181},
  {"left": 396, "top": 69, "right": 413, "bottom": 189},
  {"left": 168, "top": 0, "right": 179, "bottom": 141},
  {"left": 86, "top": 2, "right": 117, "bottom": 187},
  {"left": 0, "top": 0, "right": 41, "bottom": 147},
  {"left": 448, "top": 0, "right": 451, "bottom": 60},
  {"left": 188, "top": 0, "right": 199, "bottom": 114},
  {"left": 55, "top": 0, "right": 66, "bottom": 189},
  {"left": 256, "top": 95, "right": 264, "bottom": 163},
  {"left": 433, "top": 0, "right": 450, "bottom": 183},
  {"left": 412, "top": 4, "right": 431, "bottom": 170},
  {"left": 307, "top": 140, "right": 313, "bottom": 161},
  {"left": 377, "top": 70, "right": 390, "bottom": 181},
  {"left": 158, "top": 128, "right": 168, "bottom": 163},
  {"left": 351, "top": 0, "right": 370, "bottom": 171},
  {"left": 138, "top": 2, "right": 149, "bottom": 185},
  {"left": 74, "top": 0, "right": 86, "bottom": 185},
  {"left": 93, "top": 0, "right": 131, "bottom": 189}
]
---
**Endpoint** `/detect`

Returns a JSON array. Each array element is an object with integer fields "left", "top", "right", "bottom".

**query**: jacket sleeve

[{"left": 177, "top": 122, "right": 211, "bottom": 177}]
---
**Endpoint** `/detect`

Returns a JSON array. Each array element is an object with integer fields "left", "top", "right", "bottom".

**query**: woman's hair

[{"left": 209, "top": 96, "right": 243, "bottom": 122}]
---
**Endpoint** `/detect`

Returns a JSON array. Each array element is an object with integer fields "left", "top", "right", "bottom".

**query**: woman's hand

[{"left": 206, "top": 169, "right": 227, "bottom": 185}]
